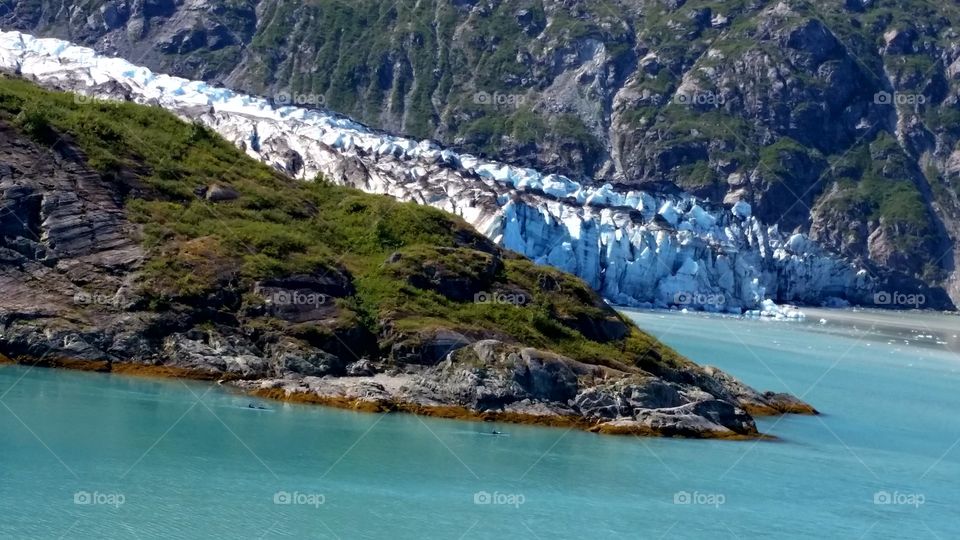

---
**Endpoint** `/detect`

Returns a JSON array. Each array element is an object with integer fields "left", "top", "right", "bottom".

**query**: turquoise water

[{"left": 2, "top": 309, "right": 959, "bottom": 539}]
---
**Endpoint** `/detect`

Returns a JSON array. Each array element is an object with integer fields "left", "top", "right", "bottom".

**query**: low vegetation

[{"left": 0, "top": 76, "right": 687, "bottom": 372}]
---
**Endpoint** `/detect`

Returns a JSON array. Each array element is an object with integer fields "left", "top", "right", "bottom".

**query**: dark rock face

[
  {"left": 388, "top": 329, "right": 473, "bottom": 366},
  {"left": 516, "top": 348, "right": 579, "bottom": 403},
  {"left": 403, "top": 340, "right": 796, "bottom": 437},
  {"left": 701, "top": 366, "right": 819, "bottom": 415},
  {"left": 561, "top": 312, "right": 630, "bottom": 342},
  {"left": 161, "top": 332, "right": 269, "bottom": 377},
  {"left": 388, "top": 247, "right": 504, "bottom": 303},
  {"left": 574, "top": 378, "right": 687, "bottom": 420},
  {"left": 0, "top": 134, "right": 137, "bottom": 263},
  {"left": 784, "top": 19, "right": 842, "bottom": 69},
  {"left": 633, "top": 399, "right": 756, "bottom": 438},
  {"left": 158, "top": 28, "right": 207, "bottom": 54},
  {"left": 142, "top": 0, "right": 176, "bottom": 19},
  {"left": 266, "top": 338, "right": 344, "bottom": 377},
  {"left": 345, "top": 358, "right": 375, "bottom": 376},
  {"left": 204, "top": 183, "right": 240, "bottom": 202},
  {"left": 0, "top": 123, "right": 142, "bottom": 319},
  {"left": 253, "top": 273, "right": 354, "bottom": 323}
]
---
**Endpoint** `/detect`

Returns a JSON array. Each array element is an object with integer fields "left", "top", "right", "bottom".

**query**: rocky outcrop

[
  {"left": 702, "top": 366, "right": 818, "bottom": 415},
  {"left": 236, "top": 340, "right": 804, "bottom": 439}
]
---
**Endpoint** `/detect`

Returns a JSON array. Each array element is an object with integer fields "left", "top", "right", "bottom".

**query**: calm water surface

[{"left": 1, "top": 308, "right": 958, "bottom": 539}]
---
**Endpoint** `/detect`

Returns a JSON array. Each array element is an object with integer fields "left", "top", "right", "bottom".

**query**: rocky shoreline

[{"left": 0, "top": 338, "right": 816, "bottom": 441}]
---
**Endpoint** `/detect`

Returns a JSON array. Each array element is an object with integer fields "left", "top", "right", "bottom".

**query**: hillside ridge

[{"left": 0, "top": 76, "right": 815, "bottom": 438}]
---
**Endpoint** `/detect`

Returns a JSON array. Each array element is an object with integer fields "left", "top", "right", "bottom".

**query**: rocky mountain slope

[
  {"left": 3, "top": 0, "right": 958, "bottom": 305},
  {"left": 0, "top": 75, "right": 815, "bottom": 438}
]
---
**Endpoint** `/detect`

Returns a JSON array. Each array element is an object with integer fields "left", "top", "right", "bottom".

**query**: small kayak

[{"left": 246, "top": 403, "right": 271, "bottom": 411}]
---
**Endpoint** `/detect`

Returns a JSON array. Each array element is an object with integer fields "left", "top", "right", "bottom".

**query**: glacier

[{"left": 0, "top": 29, "right": 876, "bottom": 314}]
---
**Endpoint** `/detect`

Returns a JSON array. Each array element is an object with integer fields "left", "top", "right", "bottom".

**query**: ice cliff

[{"left": 0, "top": 29, "right": 875, "bottom": 313}]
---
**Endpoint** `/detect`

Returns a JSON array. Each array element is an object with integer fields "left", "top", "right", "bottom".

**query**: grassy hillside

[{"left": 0, "top": 76, "right": 687, "bottom": 373}]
